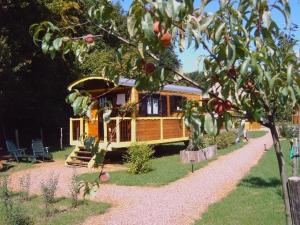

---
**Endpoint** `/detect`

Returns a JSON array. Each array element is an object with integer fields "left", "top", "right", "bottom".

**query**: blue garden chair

[
  {"left": 5, "top": 140, "right": 35, "bottom": 162},
  {"left": 32, "top": 139, "right": 53, "bottom": 161}
]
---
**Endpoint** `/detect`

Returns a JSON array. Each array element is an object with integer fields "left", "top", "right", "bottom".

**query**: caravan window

[
  {"left": 170, "top": 95, "right": 186, "bottom": 113},
  {"left": 139, "top": 94, "right": 167, "bottom": 116}
]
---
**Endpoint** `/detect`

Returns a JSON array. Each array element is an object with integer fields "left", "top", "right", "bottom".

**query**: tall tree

[
  {"left": 31, "top": 1, "right": 300, "bottom": 223},
  {"left": 0, "top": 0, "right": 79, "bottom": 144}
]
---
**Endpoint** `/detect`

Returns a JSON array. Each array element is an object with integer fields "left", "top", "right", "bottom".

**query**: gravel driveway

[{"left": 8, "top": 131, "right": 273, "bottom": 225}]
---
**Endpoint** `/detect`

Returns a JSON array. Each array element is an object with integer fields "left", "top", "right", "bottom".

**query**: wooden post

[
  {"left": 15, "top": 129, "right": 20, "bottom": 148},
  {"left": 60, "top": 128, "right": 63, "bottom": 150},
  {"left": 298, "top": 109, "right": 300, "bottom": 147},
  {"left": 116, "top": 118, "right": 120, "bottom": 144},
  {"left": 292, "top": 139, "right": 299, "bottom": 176},
  {"left": 288, "top": 177, "right": 300, "bottom": 225}
]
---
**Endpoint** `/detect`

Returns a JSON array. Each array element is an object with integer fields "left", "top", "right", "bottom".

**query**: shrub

[
  {"left": 0, "top": 176, "right": 34, "bottom": 225},
  {"left": 40, "top": 174, "right": 59, "bottom": 217},
  {"left": 216, "top": 131, "right": 237, "bottom": 149},
  {"left": 18, "top": 173, "right": 31, "bottom": 201},
  {"left": 6, "top": 207, "right": 34, "bottom": 225},
  {"left": 124, "top": 143, "right": 154, "bottom": 174},
  {"left": 210, "top": 131, "right": 237, "bottom": 149},
  {"left": 70, "top": 170, "right": 80, "bottom": 208},
  {"left": 0, "top": 176, "right": 13, "bottom": 217},
  {"left": 279, "top": 124, "right": 297, "bottom": 139}
]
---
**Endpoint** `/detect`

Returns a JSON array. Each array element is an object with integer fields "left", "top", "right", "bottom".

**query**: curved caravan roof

[{"left": 68, "top": 76, "right": 202, "bottom": 95}]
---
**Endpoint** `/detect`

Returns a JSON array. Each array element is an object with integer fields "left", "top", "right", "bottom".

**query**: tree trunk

[
  {"left": 270, "top": 124, "right": 292, "bottom": 225},
  {"left": 287, "top": 177, "right": 300, "bottom": 225}
]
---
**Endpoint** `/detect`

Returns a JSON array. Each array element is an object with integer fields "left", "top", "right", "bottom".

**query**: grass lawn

[
  {"left": 0, "top": 162, "right": 36, "bottom": 177},
  {"left": 194, "top": 140, "right": 291, "bottom": 225},
  {"left": 79, "top": 130, "right": 268, "bottom": 186},
  {"left": 248, "top": 130, "right": 267, "bottom": 138},
  {"left": 0, "top": 194, "right": 110, "bottom": 225},
  {"left": 51, "top": 146, "right": 73, "bottom": 160},
  {"left": 79, "top": 142, "right": 245, "bottom": 186}
]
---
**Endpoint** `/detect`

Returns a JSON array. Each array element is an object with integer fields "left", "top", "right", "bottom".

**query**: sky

[{"left": 114, "top": 0, "right": 300, "bottom": 73}]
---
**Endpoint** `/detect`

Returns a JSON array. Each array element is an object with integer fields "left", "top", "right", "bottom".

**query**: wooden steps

[{"left": 66, "top": 147, "right": 93, "bottom": 167}]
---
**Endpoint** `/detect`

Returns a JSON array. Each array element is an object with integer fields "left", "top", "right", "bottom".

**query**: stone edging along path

[{"left": 9, "top": 131, "right": 273, "bottom": 225}]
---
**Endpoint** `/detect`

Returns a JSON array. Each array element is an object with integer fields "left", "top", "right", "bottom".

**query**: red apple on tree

[
  {"left": 214, "top": 102, "right": 225, "bottom": 115},
  {"left": 153, "top": 21, "right": 160, "bottom": 34},
  {"left": 144, "top": 62, "right": 156, "bottom": 74},
  {"left": 227, "top": 67, "right": 237, "bottom": 79},
  {"left": 84, "top": 34, "right": 95, "bottom": 44},
  {"left": 159, "top": 32, "right": 172, "bottom": 47},
  {"left": 224, "top": 100, "right": 232, "bottom": 110}
]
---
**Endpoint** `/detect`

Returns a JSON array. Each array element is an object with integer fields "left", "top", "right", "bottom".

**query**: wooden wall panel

[
  {"left": 136, "top": 120, "right": 161, "bottom": 141},
  {"left": 163, "top": 119, "right": 183, "bottom": 139},
  {"left": 185, "top": 128, "right": 191, "bottom": 137},
  {"left": 87, "top": 120, "right": 98, "bottom": 137},
  {"left": 87, "top": 109, "right": 99, "bottom": 137}
]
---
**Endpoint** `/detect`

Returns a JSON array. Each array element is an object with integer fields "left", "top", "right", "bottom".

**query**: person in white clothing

[{"left": 236, "top": 119, "right": 248, "bottom": 143}]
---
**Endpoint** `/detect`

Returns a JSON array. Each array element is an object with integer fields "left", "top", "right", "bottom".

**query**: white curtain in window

[
  {"left": 147, "top": 99, "right": 152, "bottom": 114},
  {"left": 152, "top": 98, "right": 159, "bottom": 114},
  {"left": 116, "top": 93, "right": 126, "bottom": 105}
]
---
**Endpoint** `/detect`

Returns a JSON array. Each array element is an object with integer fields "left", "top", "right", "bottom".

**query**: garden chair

[
  {"left": 5, "top": 140, "right": 36, "bottom": 162},
  {"left": 32, "top": 139, "right": 53, "bottom": 161}
]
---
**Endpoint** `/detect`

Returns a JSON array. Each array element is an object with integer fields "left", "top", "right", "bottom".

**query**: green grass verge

[
  {"left": 0, "top": 195, "right": 110, "bottom": 225},
  {"left": 0, "top": 162, "right": 36, "bottom": 177},
  {"left": 51, "top": 146, "right": 73, "bottom": 160},
  {"left": 194, "top": 140, "right": 291, "bottom": 225},
  {"left": 248, "top": 130, "right": 267, "bottom": 139},
  {"left": 79, "top": 142, "right": 245, "bottom": 186}
]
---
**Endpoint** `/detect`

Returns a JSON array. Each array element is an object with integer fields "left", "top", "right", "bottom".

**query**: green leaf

[
  {"left": 215, "top": 22, "right": 226, "bottom": 42},
  {"left": 281, "top": 87, "right": 288, "bottom": 96},
  {"left": 287, "top": 64, "right": 293, "bottom": 85},
  {"left": 288, "top": 86, "right": 296, "bottom": 106},
  {"left": 66, "top": 92, "right": 79, "bottom": 104},
  {"left": 41, "top": 42, "right": 49, "bottom": 54},
  {"left": 137, "top": 42, "right": 144, "bottom": 58},
  {"left": 127, "top": 15, "right": 137, "bottom": 37},
  {"left": 44, "top": 33, "right": 52, "bottom": 42},
  {"left": 198, "top": 16, "right": 213, "bottom": 32},
  {"left": 269, "top": 74, "right": 281, "bottom": 90},
  {"left": 224, "top": 112, "right": 232, "bottom": 131},
  {"left": 262, "top": 10, "right": 271, "bottom": 28},
  {"left": 103, "top": 109, "right": 112, "bottom": 122},
  {"left": 240, "top": 58, "right": 250, "bottom": 74},
  {"left": 72, "top": 96, "right": 83, "bottom": 115},
  {"left": 226, "top": 42, "right": 236, "bottom": 66},
  {"left": 160, "top": 68, "right": 165, "bottom": 81},
  {"left": 141, "top": 13, "right": 154, "bottom": 40},
  {"left": 53, "top": 38, "right": 63, "bottom": 51},
  {"left": 204, "top": 114, "right": 217, "bottom": 136}
]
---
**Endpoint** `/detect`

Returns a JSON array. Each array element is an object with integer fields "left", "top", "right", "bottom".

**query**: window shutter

[
  {"left": 160, "top": 95, "right": 167, "bottom": 116},
  {"left": 138, "top": 94, "right": 147, "bottom": 116}
]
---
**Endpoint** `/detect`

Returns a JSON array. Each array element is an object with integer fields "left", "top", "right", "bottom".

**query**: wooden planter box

[{"left": 180, "top": 145, "right": 217, "bottom": 164}]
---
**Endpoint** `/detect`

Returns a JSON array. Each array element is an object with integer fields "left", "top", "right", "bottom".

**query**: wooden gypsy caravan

[{"left": 66, "top": 77, "right": 202, "bottom": 167}]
